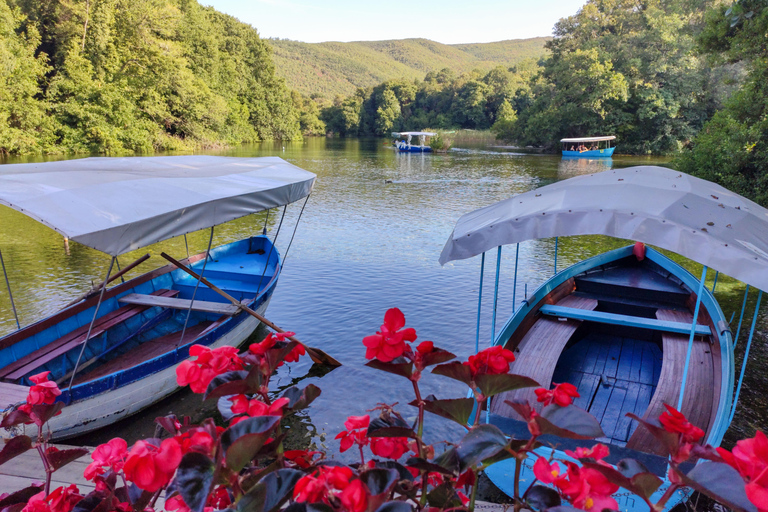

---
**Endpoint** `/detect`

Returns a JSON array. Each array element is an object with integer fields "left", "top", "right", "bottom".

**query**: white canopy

[
  {"left": 0, "top": 156, "right": 316, "bottom": 256},
  {"left": 560, "top": 136, "right": 616, "bottom": 143},
  {"left": 392, "top": 132, "right": 437, "bottom": 137},
  {"left": 439, "top": 166, "right": 768, "bottom": 291}
]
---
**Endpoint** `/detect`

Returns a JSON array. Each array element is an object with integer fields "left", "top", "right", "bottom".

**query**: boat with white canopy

[
  {"left": 561, "top": 135, "right": 616, "bottom": 157},
  {"left": 440, "top": 166, "right": 767, "bottom": 511},
  {"left": 0, "top": 156, "right": 316, "bottom": 438},
  {"left": 392, "top": 131, "right": 437, "bottom": 152}
]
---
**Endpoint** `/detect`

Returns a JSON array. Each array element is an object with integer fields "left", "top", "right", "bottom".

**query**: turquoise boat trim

[
  {"left": 678, "top": 266, "right": 708, "bottom": 409},
  {"left": 712, "top": 271, "right": 719, "bottom": 293},
  {"left": 554, "top": 237, "right": 558, "bottom": 274},
  {"left": 539, "top": 305, "right": 712, "bottom": 336},
  {"left": 733, "top": 285, "right": 750, "bottom": 348},
  {"left": 730, "top": 290, "right": 763, "bottom": 424},
  {"left": 512, "top": 243, "right": 520, "bottom": 314},
  {"left": 475, "top": 252, "right": 485, "bottom": 355},
  {"left": 491, "top": 246, "right": 502, "bottom": 346},
  {"left": 561, "top": 147, "right": 616, "bottom": 158}
]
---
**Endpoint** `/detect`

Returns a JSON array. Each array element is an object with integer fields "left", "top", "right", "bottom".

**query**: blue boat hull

[
  {"left": 0, "top": 235, "right": 281, "bottom": 438},
  {"left": 396, "top": 145, "right": 433, "bottom": 152},
  {"left": 479, "top": 245, "right": 733, "bottom": 512},
  {"left": 562, "top": 146, "right": 616, "bottom": 157}
]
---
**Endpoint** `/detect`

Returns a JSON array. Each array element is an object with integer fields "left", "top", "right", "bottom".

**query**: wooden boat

[
  {"left": 439, "top": 166, "right": 768, "bottom": 511},
  {"left": 0, "top": 156, "right": 315, "bottom": 439},
  {"left": 392, "top": 131, "right": 436, "bottom": 152},
  {"left": 561, "top": 135, "right": 616, "bottom": 157}
]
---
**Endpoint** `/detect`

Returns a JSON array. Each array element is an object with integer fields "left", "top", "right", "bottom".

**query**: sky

[{"left": 201, "top": 0, "right": 587, "bottom": 44}]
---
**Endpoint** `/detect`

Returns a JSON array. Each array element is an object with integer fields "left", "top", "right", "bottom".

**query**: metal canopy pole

[
  {"left": 179, "top": 227, "right": 215, "bottom": 348},
  {"left": 677, "top": 265, "right": 708, "bottom": 410},
  {"left": 67, "top": 256, "right": 116, "bottom": 398},
  {"left": 491, "top": 246, "right": 502, "bottom": 345},
  {"left": 711, "top": 271, "right": 719, "bottom": 293},
  {"left": 554, "top": 237, "right": 558, "bottom": 275},
  {"left": 733, "top": 285, "right": 750, "bottom": 348},
  {"left": 512, "top": 243, "right": 520, "bottom": 313},
  {"left": 729, "top": 290, "right": 763, "bottom": 423},
  {"left": 475, "top": 253, "right": 486, "bottom": 354},
  {"left": 0, "top": 249, "right": 20, "bottom": 330}
]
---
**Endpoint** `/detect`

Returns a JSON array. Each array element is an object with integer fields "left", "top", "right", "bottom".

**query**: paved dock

[{"left": 0, "top": 443, "right": 95, "bottom": 495}]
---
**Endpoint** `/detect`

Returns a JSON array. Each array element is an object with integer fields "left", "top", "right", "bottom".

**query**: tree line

[{"left": 0, "top": 0, "right": 310, "bottom": 154}]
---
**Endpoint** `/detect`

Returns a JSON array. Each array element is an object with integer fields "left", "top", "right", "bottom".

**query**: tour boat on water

[{"left": 561, "top": 135, "right": 616, "bottom": 157}]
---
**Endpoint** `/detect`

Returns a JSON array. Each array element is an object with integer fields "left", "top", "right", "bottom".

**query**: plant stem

[
  {"left": 653, "top": 482, "right": 681, "bottom": 511},
  {"left": 468, "top": 469, "right": 479, "bottom": 512},
  {"left": 37, "top": 443, "right": 52, "bottom": 495},
  {"left": 513, "top": 455, "right": 522, "bottom": 512},
  {"left": 411, "top": 379, "right": 429, "bottom": 508}
]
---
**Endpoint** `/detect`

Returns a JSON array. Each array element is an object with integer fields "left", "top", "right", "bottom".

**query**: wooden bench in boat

[
  {"left": 0, "top": 289, "right": 180, "bottom": 383},
  {"left": 626, "top": 308, "right": 715, "bottom": 456},
  {"left": 118, "top": 294, "right": 240, "bottom": 316},
  {"left": 491, "top": 294, "right": 598, "bottom": 419},
  {"left": 539, "top": 305, "right": 712, "bottom": 336}
]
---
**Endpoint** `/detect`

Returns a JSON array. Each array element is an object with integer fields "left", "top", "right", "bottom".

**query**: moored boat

[
  {"left": 561, "top": 135, "right": 616, "bottom": 157},
  {"left": 0, "top": 156, "right": 316, "bottom": 439},
  {"left": 392, "top": 131, "right": 436, "bottom": 152},
  {"left": 439, "top": 166, "right": 768, "bottom": 511}
]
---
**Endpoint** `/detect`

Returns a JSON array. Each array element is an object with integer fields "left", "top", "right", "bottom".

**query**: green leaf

[
  {"left": 626, "top": 413, "right": 678, "bottom": 457},
  {"left": 680, "top": 462, "right": 757, "bottom": 512},
  {"left": 365, "top": 359, "right": 413, "bottom": 379},
  {"left": 0, "top": 484, "right": 43, "bottom": 508},
  {"left": 0, "top": 436, "right": 32, "bottom": 466},
  {"left": 30, "top": 402, "right": 65, "bottom": 426},
  {"left": 360, "top": 468, "right": 399, "bottom": 496},
  {"left": 403, "top": 457, "right": 455, "bottom": 476},
  {"left": 173, "top": 452, "right": 215, "bottom": 512},
  {"left": 475, "top": 373, "right": 539, "bottom": 397},
  {"left": 375, "top": 460, "right": 415, "bottom": 481},
  {"left": 0, "top": 409, "right": 32, "bottom": 429},
  {"left": 526, "top": 485, "right": 561, "bottom": 510},
  {"left": 419, "top": 348, "right": 456, "bottom": 367},
  {"left": 221, "top": 415, "right": 281, "bottom": 472},
  {"left": 368, "top": 415, "right": 415, "bottom": 439},
  {"left": 238, "top": 468, "right": 304, "bottom": 512},
  {"left": 539, "top": 404, "right": 604, "bottom": 439},
  {"left": 47, "top": 447, "right": 89, "bottom": 471},
  {"left": 430, "top": 361, "right": 473, "bottom": 386},
  {"left": 416, "top": 396, "right": 475, "bottom": 427},
  {"left": 456, "top": 424, "right": 509, "bottom": 468},
  {"left": 432, "top": 446, "right": 461, "bottom": 474},
  {"left": 425, "top": 482, "right": 463, "bottom": 509},
  {"left": 281, "top": 384, "right": 322, "bottom": 412}
]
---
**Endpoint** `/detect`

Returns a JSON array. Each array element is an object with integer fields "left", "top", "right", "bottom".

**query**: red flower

[
  {"left": 285, "top": 449, "right": 323, "bottom": 468},
  {"left": 123, "top": 438, "right": 182, "bottom": 492},
  {"left": 565, "top": 443, "right": 610, "bottom": 463},
  {"left": 229, "top": 396, "right": 289, "bottom": 418},
  {"left": 285, "top": 343, "right": 306, "bottom": 363},
  {"left": 362, "top": 308, "right": 417, "bottom": 362},
  {"left": 659, "top": 404, "right": 704, "bottom": 463},
  {"left": 417, "top": 341, "right": 434, "bottom": 354},
  {"left": 176, "top": 429, "right": 215, "bottom": 457},
  {"left": 555, "top": 462, "right": 619, "bottom": 512},
  {"left": 336, "top": 415, "right": 370, "bottom": 452},
  {"left": 176, "top": 345, "right": 243, "bottom": 394},
  {"left": 718, "top": 430, "right": 768, "bottom": 512},
  {"left": 533, "top": 457, "right": 563, "bottom": 484},
  {"left": 294, "top": 466, "right": 354, "bottom": 504},
  {"left": 22, "top": 485, "right": 83, "bottom": 512},
  {"left": 27, "top": 372, "right": 61, "bottom": 405},
  {"left": 84, "top": 438, "right": 128, "bottom": 480},
  {"left": 464, "top": 345, "right": 515, "bottom": 377},
  {"left": 340, "top": 479, "right": 368, "bottom": 512},
  {"left": 535, "top": 382, "right": 580, "bottom": 407},
  {"left": 370, "top": 436, "right": 409, "bottom": 460}
]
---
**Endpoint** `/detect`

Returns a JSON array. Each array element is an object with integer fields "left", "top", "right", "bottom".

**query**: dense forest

[{"left": 0, "top": 0, "right": 307, "bottom": 154}]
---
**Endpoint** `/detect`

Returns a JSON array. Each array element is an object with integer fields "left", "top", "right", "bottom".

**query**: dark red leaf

[{"left": 0, "top": 436, "right": 32, "bottom": 466}]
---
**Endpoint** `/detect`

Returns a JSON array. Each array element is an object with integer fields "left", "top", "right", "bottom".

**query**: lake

[{"left": 0, "top": 138, "right": 764, "bottom": 453}]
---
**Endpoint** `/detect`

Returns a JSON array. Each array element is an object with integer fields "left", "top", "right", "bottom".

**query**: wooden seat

[
  {"left": 0, "top": 289, "right": 179, "bottom": 383},
  {"left": 491, "top": 294, "right": 598, "bottom": 419},
  {"left": 118, "top": 294, "right": 240, "bottom": 315},
  {"left": 626, "top": 309, "right": 715, "bottom": 455}
]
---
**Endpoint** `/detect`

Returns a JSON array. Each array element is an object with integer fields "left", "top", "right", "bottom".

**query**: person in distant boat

[
  {"left": 570, "top": 145, "right": 575, "bottom": 151},
  {"left": 578, "top": 144, "right": 586, "bottom": 152}
]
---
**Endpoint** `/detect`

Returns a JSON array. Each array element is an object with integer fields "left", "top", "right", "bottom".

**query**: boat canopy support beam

[
  {"left": 730, "top": 289, "right": 763, "bottom": 423},
  {"left": 475, "top": 253, "right": 485, "bottom": 354},
  {"left": 0, "top": 249, "right": 20, "bottom": 330},
  {"left": 678, "top": 266, "right": 708, "bottom": 410}
]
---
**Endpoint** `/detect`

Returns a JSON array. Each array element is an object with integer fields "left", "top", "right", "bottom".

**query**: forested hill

[
  {"left": 0, "top": 0, "right": 302, "bottom": 155},
  {"left": 268, "top": 37, "right": 550, "bottom": 99}
]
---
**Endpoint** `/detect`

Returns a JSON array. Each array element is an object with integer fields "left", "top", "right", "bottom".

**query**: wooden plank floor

[
  {"left": 551, "top": 333, "right": 662, "bottom": 445},
  {"left": 490, "top": 294, "right": 597, "bottom": 419},
  {"left": 626, "top": 309, "right": 715, "bottom": 455}
]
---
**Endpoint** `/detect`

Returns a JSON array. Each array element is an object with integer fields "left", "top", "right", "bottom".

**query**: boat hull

[
  {"left": 396, "top": 145, "right": 433, "bottom": 152},
  {"left": 562, "top": 147, "right": 615, "bottom": 157}
]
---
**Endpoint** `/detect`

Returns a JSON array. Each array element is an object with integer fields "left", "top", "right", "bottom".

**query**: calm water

[{"left": 0, "top": 139, "right": 764, "bottom": 452}]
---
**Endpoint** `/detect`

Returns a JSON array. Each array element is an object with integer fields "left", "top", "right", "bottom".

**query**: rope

[
  {"left": 256, "top": 205, "right": 287, "bottom": 296},
  {"left": 0, "top": 249, "right": 20, "bottom": 329},
  {"left": 178, "top": 227, "right": 215, "bottom": 348},
  {"left": 283, "top": 194, "right": 311, "bottom": 263},
  {"left": 733, "top": 285, "right": 750, "bottom": 348}
]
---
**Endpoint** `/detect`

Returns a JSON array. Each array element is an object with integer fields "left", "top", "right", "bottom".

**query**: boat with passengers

[
  {"left": 439, "top": 166, "right": 767, "bottom": 511},
  {"left": 561, "top": 135, "right": 616, "bottom": 157},
  {"left": 392, "top": 131, "right": 437, "bottom": 152},
  {"left": 0, "top": 156, "right": 316, "bottom": 439}
]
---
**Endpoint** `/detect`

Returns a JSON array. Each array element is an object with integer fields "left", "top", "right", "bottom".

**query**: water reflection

[{"left": 0, "top": 140, "right": 763, "bottom": 455}]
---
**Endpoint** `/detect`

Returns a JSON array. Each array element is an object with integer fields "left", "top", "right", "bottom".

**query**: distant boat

[
  {"left": 0, "top": 156, "right": 315, "bottom": 439},
  {"left": 440, "top": 166, "right": 768, "bottom": 511},
  {"left": 392, "top": 131, "right": 436, "bottom": 152},
  {"left": 561, "top": 135, "right": 616, "bottom": 157}
]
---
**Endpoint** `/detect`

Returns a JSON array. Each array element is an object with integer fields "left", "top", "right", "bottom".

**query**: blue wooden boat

[
  {"left": 0, "top": 156, "right": 315, "bottom": 439},
  {"left": 561, "top": 136, "right": 616, "bottom": 157},
  {"left": 439, "top": 166, "right": 768, "bottom": 512},
  {"left": 392, "top": 131, "right": 436, "bottom": 152}
]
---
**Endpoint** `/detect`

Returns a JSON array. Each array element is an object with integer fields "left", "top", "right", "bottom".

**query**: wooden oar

[
  {"left": 159, "top": 252, "right": 342, "bottom": 367},
  {"left": 65, "top": 253, "right": 151, "bottom": 308}
]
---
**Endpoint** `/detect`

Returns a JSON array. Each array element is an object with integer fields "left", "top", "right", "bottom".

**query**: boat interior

[
  {"left": 489, "top": 254, "right": 721, "bottom": 463},
  {"left": 0, "top": 236, "right": 278, "bottom": 394}
]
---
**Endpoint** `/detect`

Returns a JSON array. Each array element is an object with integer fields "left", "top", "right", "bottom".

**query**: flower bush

[{"left": 0, "top": 308, "right": 763, "bottom": 512}]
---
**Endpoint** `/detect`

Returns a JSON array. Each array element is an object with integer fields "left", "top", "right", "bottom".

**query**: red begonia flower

[
  {"left": 123, "top": 438, "right": 182, "bottom": 492},
  {"left": 555, "top": 462, "right": 619, "bottom": 512},
  {"left": 659, "top": 404, "right": 704, "bottom": 443},
  {"left": 370, "top": 436, "right": 409, "bottom": 459},
  {"left": 533, "top": 457, "right": 562, "bottom": 484},
  {"left": 536, "top": 382, "right": 580, "bottom": 407},
  {"left": 27, "top": 372, "right": 61, "bottom": 405},
  {"left": 284, "top": 343, "right": 306, "bottom": 363},
  {"left": 84, "top": 437, "right": 128, "bottom": 480},
  {"left": 229, "top": 396, "right": 289, "bottom": 419},
  {"left": 417, "top": 341, "right": 434, "bottom": 354},
  {"left": 340, "top": 479, "right": 368, "bottom": 512},
  {"left": 362, "top": 308, "right": 417, "bottom": 362},
  {"left": 464, "top": 345, "right": 515, "bottom": 377},
  {"left": 176, "top": 345, "right": 243, "bottom": 394},
  {"left": 177, "top": 429, "right": 215, "bottom": 456},
  {"left": 565, "top": 443, "right": 610, "bottom": 462},
  {"left": 285, "top": 449, "right": 322, "bottom": 468}
]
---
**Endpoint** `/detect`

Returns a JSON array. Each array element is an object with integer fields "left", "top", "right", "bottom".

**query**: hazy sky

[{"left": 201, "top": 0, "right": 587, "bottom": 44}]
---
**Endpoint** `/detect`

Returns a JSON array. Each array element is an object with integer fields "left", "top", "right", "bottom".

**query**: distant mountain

[{"left": 267, "top": 37, "right": 550, "bottom": 99}]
